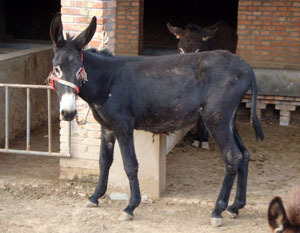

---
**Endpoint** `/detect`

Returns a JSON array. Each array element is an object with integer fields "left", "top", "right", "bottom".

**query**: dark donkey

[
  {"left": 49, "top": 14, "right": 263, "bottom": 226},
  {"left": 167, "top": 21, "right": 238, "bottom": 149},
  {"left": 167, "top": 21, "right": 238, "bottom": 54}
]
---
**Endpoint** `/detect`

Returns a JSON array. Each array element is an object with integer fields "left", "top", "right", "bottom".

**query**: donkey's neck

[{"left": 78, "top": 50, "right": 116, "bottom": 104}]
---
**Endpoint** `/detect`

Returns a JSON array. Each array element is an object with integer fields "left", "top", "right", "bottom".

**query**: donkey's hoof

[
  {"left": 192, "top": 140, "right": 200, "bottom": 148},
  {"left": 85, "top": 200, "right": 98, "bottom": 208},
  {"left": 118, "top": 212, "right": 134, "bottom": 221},
  {"left": 201, "top": 142, "right": 209, "bottom": 150},
  {"left": 226, "top": 210, "right": 238, "bottom": 219},
  {"left": 211, "top": 217, "right": 222, "bottom": 227}
]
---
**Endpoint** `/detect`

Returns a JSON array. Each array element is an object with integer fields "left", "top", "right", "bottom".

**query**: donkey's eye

[{"left": 54, "top": 66, "right": 62, "bottom": 78}]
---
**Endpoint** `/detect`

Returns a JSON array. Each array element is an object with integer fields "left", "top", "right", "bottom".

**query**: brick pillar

[
  {"left": 115, "top": 0, "right": 144, "bottom": 55},
  {"left": 61, "top": 0, "right": 116, "bottom": 52},
  {"left": 59, "top": 0, "right": 117, "bottom": 179}
]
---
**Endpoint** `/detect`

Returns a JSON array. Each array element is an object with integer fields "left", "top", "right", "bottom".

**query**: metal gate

[{"left": 0, "top": 83, "right": 71, "bottom": 157}]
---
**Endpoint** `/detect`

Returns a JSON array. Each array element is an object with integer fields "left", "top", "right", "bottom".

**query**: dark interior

[
  {"left": 143, "top": 0, "right": 239, "bottom": 54},
  {"left": 0, "top": 0, "right": 60, "bottom": 41}
]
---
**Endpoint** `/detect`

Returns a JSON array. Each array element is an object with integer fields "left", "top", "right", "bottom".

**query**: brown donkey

[{"left": 268, "top": 188, "right": 300, "bottom": 233}]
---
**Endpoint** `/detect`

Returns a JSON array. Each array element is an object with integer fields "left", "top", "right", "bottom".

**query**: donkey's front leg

[
  {"left": 87, "top": 126, "right": 115, "bottom": 207},
  {"left": 116, "top": 129, "right": 141, "bottom": 221}
]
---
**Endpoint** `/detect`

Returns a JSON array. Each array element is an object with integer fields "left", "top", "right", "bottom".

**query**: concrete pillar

[
  {"left": 279, "top": 110, "right": 290, "bottom": 126},
  {"left": 109, "top": 131, "right": 166, "bottom": 198},
  {"left": 275, "top": 104, "right": 296, "bottom": 126}
]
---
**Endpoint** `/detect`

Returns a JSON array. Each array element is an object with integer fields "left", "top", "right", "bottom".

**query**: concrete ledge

[{"left": 254, "top": 68, "right": 300, "bottom": 97}]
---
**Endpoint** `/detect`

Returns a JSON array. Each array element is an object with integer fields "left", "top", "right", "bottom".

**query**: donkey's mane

[
  {"left": 86, "top": 48, "right": 113, "bottom": 57},
  {"left": 66, "top": 33, "right": 74, "bottom": 41},
  {"left": 63, "top": 33, "right": 113, "bottom": 57},
  {"left": 286, "top": 187, "right": 300, "bottom": 227}
]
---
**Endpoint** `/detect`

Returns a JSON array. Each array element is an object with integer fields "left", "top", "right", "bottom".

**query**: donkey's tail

[{"left": 249, "top": 69, "right": 264, "bottom": 141}]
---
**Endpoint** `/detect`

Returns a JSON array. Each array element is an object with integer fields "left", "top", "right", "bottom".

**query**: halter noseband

[{"left": 47, "top": 51, "right": 87, "bottom": 94}]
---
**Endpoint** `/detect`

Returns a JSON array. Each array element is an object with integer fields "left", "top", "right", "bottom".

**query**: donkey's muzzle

[
  {"left": 60, "top": 93, "right": 77, "bottom": 121},
  {"left": 61, "top": 109, "right": 77, "bottom": 121}
]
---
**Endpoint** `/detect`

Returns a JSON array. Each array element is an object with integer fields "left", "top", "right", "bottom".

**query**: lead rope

[
  {"left": 75, "top": 107, "right": 91, "bottom": 125},
  {"left": 75, "top": 26, "right": 109, "bottom": 125}
]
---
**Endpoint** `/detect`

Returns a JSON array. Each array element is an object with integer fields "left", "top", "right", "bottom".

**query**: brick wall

[
  {"left": 115, "top": 0, "right": 143, "bottom": 55},
  {"left": 237, "top": 0, "right": 300, "bottom": 69}
]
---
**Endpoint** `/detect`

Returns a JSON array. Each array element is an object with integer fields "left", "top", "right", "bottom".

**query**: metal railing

[{"left": 0, "top": 83, "right": 71, "bottom": 157}]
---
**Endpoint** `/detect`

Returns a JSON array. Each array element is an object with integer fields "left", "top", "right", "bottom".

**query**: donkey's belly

[{"left": 134, "top": 109, "right": 199, "bottom": 134}]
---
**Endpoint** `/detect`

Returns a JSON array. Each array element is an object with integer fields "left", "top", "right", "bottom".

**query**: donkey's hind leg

[
  {"left": 88, "top": 126, "right": 115, "bottom": 207},
  {"left": 200, "top": 108, "right": 243, "bottom": 227},
  {"left": 192, "top": 118, "right": 209, "bottom": 149},
  {"left": 226, "top": 126, "right": 250, "bottom": 218}
]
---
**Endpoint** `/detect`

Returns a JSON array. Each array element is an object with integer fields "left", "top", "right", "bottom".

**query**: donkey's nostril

[
  {"left": 61, "top": 109, "right": 77, "bottom": 121},
  {"left": 61, "top": 110, "right": 66, "bottom": 117}
]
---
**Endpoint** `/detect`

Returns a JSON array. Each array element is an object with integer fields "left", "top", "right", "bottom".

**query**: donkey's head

[
  {"left": 268, "top": 189, "right": 300, "bottom": 233},
  {"left": 49, "top": 13, "right": 96, "bottom": 121},
  {"left": 167, "top": 22, "right": 218, "bottom": 54}
]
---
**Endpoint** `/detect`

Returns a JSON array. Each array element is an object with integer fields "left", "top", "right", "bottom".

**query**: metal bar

[
  {"left": 26, "top": 88, "right": 30, "bottom": 151},
  {"left": 68, "top": 121, "right": 71, "bottom": 154},
  {"left": 0, "top": 149, "right": 71, "bottom": 158},
  {"left": 0, "top": 84, "right": 52, "bottom": 89},
  {"left": 5, "top": 86, "right": 9, "bottom": 149},
  {"left": 47, "top": 89, "right": 52, "bottom": 153},
  {"left": 0, "top": 83, "right": 72, "bottom": 158}
]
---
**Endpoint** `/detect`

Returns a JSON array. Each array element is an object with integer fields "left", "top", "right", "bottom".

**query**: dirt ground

[{"left": 0, "top": 109, "right": 300, "bottom": 233}]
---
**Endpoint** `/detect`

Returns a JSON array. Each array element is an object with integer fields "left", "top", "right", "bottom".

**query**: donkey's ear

[
  {"left": 167, "top": 23, "right": 185, "bottom": 39},
  {"left": 74, "top": 16, "right": 97, "bottom": 50},
  {"left": 202, "top": 27, "right": 218, "bottom": 41},
  {"left": 268, "top": 196, "right": 288, "bottom": 232},
  {"left": 50, "top": 13, "right": 65, "bottom": 47}
]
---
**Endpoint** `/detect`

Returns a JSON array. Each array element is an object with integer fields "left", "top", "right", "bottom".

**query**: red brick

[
  {"left": 63, "top": 23, "right": 90, "bottom": 32},
  {"left": 252, "top": 40, "right": 261, "bottom": 45},
  {"left": 239, "top": 20, "right": 252, "bottom": 25},
  {"left": 253, "top": 1, "right": 262, "bottom": 6},
  {"left": 247, "top": 16, "right": 257, "bottom": 20},
  {"left": 76, "top": 17, "right": 95, "bottom": 24},
  {"left": 272, "top": 2, "right": 292, "bottom": 7},
  {"left": 258, "top": 6, "right": 276, "bottom": 11},
  {"left": 62, "top": 7, "right": 89, "bottom": 16},
  {"left": 271, "top": 41, "right": 289, "bottom": 47},
  {"left": 76, "top": 2, "right": 104, "bottom": 8},
  {"left": 61, "top": 0, "right": 75, "bottom": 7},
  {"left": 248, "top": 6, "right": 257, "bottom": 11},
  {"left": 274, "top": 31, "right": 289, "bottom": 36},
  {"left": 262, "top": 11, "right": 272, "bottom": 16},
  {"left": 240, "top": 1, "right": 252, "bottom": 6}
]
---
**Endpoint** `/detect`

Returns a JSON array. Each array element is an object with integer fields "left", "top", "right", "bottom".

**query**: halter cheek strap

[{"left": 49, "top": 73, "right": 79, "bottom": 94}]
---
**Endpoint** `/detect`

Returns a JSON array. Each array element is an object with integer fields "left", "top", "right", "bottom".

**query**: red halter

[{"left": 48, "top": 51, "right": 87, "bottom": 94}]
